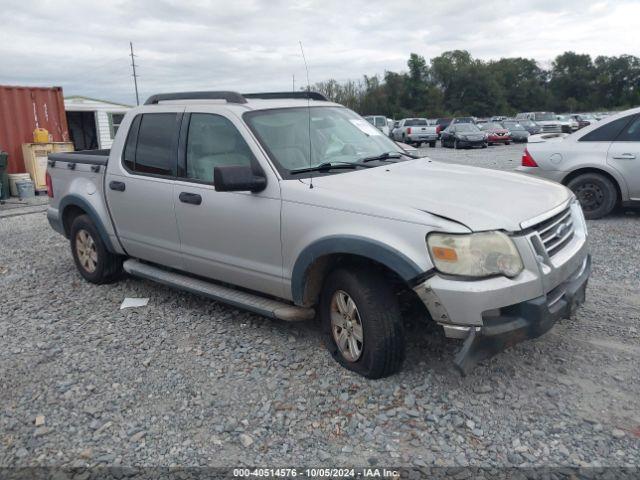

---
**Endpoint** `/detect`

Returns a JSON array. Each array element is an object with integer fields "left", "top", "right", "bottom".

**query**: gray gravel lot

[{"left": 1, "top": 145, "right": 639, "bottom": 468}]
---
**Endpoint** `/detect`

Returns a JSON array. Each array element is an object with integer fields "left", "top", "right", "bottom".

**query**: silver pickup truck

[{"left": 46, "top": 91, "right": 590, "bottom": 378}]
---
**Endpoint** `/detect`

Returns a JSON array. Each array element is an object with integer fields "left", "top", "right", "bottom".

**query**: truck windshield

[
  {"left": 243, "top": 107, "right": 405, "bottom": 179},
  {"left": 374, "top": 117, "right": 387, "bottom": 127}
]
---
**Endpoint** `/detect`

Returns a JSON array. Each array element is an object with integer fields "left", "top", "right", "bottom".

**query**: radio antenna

[{"left": 299, "top": 41, "right": 313, "bottom": 189}]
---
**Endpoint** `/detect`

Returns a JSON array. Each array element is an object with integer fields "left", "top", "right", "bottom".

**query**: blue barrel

[{"left": 16, "top": 180, "right": 35, "bottom": 199}]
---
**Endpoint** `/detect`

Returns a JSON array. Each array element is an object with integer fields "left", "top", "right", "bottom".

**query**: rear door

[
  {"left": 105, "top": 109, "right": 184, "bottom": 269},
  {"left": 173, "top": 108, "right": 285, "bottom": 298},
  {"left": 607, "top": 114, "right": 640, "bottom": 200}
]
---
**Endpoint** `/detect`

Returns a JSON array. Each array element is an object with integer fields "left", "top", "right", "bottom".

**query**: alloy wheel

[
  {"left": 75, "top": 229, "right": 98, "bottom": 273},
  {"left": 330, "top": 290, "right": 364, "bottom": 362}
]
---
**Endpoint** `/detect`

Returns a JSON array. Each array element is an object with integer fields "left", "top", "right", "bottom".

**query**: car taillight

[
  {"left": 521, "top": 148, "right": 538, "bottom": 167},
  {"left": 436, "top": 125, "right": 442, "bottom": 134},
  {"left": 45, "top": 171, "right": 54, "bottom": 197},
  {"left": 407, "top": 127, "right": 412, "bottom": 134}
]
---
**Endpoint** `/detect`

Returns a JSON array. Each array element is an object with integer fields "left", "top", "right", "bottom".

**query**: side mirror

[{"left": 213, "top": 165, "right": 266, "bottom": 193}]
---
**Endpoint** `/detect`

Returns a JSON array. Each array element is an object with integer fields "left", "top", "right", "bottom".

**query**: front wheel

[
  {"left": 70, "top": 214, "right": 123, "bottom": 284},
  {"left": 320, "top": 268, "right": 405, "bottom": 379},
  {"left": 505, "top": 141, "right": 511, "bottom": 145},
  {"left": 567, "top": 173, "right": 617, "bottom": 219}
]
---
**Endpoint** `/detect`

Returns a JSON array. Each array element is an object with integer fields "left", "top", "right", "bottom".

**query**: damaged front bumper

[
  {"left": 413, "top": 222, "right": 590, "bottom": 374},
  {"left": 453, "top": 254, "right": 590, "bottom": 374}
]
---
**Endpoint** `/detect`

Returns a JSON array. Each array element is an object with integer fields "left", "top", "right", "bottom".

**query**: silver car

[
  {"left": 518, "top": 106, "right": 640, "bottom": 218},
  {"left": 46, "top": 90, "right": 591, "bottom": 378}
]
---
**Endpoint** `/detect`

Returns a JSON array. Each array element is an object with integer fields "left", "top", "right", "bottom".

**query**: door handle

[
  {"left": 109, "top": 181, "right": 126, "bottom": 191},
  {"left": 612, "top": 153, "right": 636, "bottom": 160},
  {"left": 179, "top": 192, "right": 202, "bottom": 205}
]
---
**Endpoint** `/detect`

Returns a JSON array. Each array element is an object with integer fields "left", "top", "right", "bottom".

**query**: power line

[{"left": 130, "top": 42, "right": 140, "bottom": 106}]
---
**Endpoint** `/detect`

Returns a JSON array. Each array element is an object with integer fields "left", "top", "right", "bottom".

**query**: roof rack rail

[
  {"left": 144, "top": 91, "right": 247, "bottom": 105},
  {"left": 243, "top": 91, "right": 328, "bottom": 101}
]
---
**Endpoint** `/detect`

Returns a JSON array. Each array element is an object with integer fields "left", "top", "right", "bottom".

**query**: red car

[{"left": 480, "top": 122, "right": 512, "bottom": 145}]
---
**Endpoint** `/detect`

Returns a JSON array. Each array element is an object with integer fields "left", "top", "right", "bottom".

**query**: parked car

[
  {"left": 364, "top": 115, "right": 391, "bottom": 136},
  {"left": 556, "top": 115, "right": 579, "bottom": 133},
  {"left": 435, "top": 118, "right": 452, "bottom": 138},
  {"left": 518, "top": 106, "right": 640, "bottom": 219},
  {"left": 479, "top": 122, "right": 512, "bottom": 145},
  {"left": 491, "top": 115, "right": 507, "bottom": 122},
  {"left": 517, "top": 119, "right": 542, "bottom": 135},
  {"left": 451, "top": 117, "right": 475, "bottom": 125},
  {"left": 501, "top": 121, "right": 530, "bottom": 143},
  {"left": 440, "top": 123, "right": 487, "bottom": 149},
  {"left": 391, "top": 118, "right": 438, "bottom": 147},
  {"left": 46, "top": 90, "right": 590, "bottom": 378},
  {"left": 515, "top": 112, "right": 562, "bottom": 133}
]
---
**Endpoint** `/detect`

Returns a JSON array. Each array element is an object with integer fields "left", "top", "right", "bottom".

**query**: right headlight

[{"left": 427, "top": 231, "right": 523, "bottom": 278}]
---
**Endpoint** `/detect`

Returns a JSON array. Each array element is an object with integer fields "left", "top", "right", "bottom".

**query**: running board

[{"left": 123, "top": 259, "right": 314, "bottom": 322}]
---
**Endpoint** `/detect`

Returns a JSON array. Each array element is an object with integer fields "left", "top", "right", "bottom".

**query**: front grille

[
  {"left": 531, "top": 207, "right": 575, "bottom": 257},
  {"left": 541, "top": 124, "right": 562, "bottom": 133}
]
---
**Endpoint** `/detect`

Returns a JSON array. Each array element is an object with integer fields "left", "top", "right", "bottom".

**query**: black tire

[
  {"left": 320, "top": 267, "right": 405, "bottom": 379},
  {"left": 567, "top": 173, "right": 617, "bottom": 219},
  {"left": 415, "top": 142, "right": 422, "bottom": 147},
  {"left": 429, "top": 141, "right": 436, "bottom": 148},
  {"left": 481, "top": 143, "right": 487, "bottom": 148},
  {"left": 505, "top": 141, "right": 511, "bottom": 145},
  {"left": 70, "top": 214, "right": 123, "bottom": 284}
]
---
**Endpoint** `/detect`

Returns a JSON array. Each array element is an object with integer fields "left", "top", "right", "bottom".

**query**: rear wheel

[
  {"left": 70, "top": 214, "right": 123, "bottom": 284},
  {"left": 429, "top": 141, "right": 436, "bottom": 148},
  {"left": 505, "top": 141, "right": 511, "bottom": 145},
  {"left": 567, "top": 173, "right": 617, "bottom": 219},
  {"left": 320, "top": 267, "right": 405, "bottom": 379}
]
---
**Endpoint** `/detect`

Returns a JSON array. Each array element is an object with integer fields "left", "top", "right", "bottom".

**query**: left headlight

[{"left": 427, "top": 231, "right": 524, "bottom": 278}]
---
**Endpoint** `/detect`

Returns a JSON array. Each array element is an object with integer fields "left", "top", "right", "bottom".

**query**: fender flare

[
  {"left": 58, "top": 194, "right": 117, "bottom": 253},
  {"left": 290, "top": 235, "right": 424, "bottom": 305}
]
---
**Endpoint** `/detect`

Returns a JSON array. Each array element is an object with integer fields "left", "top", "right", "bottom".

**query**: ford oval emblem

[{"left": 555, "top": 222, "right": 569, "bottom": 238}]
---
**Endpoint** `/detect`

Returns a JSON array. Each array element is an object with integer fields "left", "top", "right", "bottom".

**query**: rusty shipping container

[{"left": 0, "top": 85, "right": 70, "bottom": 174}]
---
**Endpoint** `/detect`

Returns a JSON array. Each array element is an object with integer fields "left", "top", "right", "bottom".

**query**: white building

[{"left": 64, "top": 96, "right": 132, "bottom": 151}]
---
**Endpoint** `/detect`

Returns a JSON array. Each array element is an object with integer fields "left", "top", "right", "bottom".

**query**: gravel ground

[{"left": 1, "top": 148, "right": 639, "bottom": 468}]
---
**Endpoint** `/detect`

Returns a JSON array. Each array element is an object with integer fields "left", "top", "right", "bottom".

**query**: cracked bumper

[{"left": 453, "top": 254, "right": 590, "bottom": 374}]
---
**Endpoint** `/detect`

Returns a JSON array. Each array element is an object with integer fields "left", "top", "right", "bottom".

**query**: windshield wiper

[
  {"left": 360, "top": 151, "right": 421, "bottom": 163},
  {"left": 289, "top": 161, "right": 370, "bottom": 175}
]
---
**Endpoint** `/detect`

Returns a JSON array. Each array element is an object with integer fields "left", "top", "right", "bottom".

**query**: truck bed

[{"left": 49, "top": 149, "right": 110, "bottom": 166}]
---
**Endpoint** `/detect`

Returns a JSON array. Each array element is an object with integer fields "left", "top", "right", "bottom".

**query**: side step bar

[{"left": 123, "top": 259, "right": 315, "bottom": 322}]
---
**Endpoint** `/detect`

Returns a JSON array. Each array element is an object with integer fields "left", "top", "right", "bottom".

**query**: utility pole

[
  {"left": 292, "top": 74, "right": 295, "bottom": 92},
  {"left": 130, "top": 42, "right": 140, "bottom": 106}
]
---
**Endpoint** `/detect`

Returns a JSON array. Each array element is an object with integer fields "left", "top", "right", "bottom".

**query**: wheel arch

[
  {"left": 561, "top": 167, "right": 624, "bottom": 205},
  {"left": 291, "top": 236, "right": 424, "bottom": 306},
  {"left": 59, "top": 195, "right": 117, "bottom": 253}
]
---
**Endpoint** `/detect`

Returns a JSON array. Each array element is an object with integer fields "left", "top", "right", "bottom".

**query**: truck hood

[{"left": 307, "top": 159, "right": 572, "bottom": 231}]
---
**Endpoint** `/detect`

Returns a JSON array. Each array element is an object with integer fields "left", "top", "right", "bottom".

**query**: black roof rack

[
  {"left": 143, "top": 90, "right": 329, "bottom": 105},
  {"left": 144, "top": 91, "right": 247, "bottom": 105},
  {"left": 242, "top": 91, "right": 328, "bottom": 101}
]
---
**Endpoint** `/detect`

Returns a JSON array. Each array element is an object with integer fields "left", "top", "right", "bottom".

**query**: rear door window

[
  {"left": 579, "top": 115, "right": 634, "bottom": 142},
  {"left": 122, "top": 113, "right": 179, "bottom": 176},
  {"left": 134, "top": 113, "right": 179, "bottom": 175}
]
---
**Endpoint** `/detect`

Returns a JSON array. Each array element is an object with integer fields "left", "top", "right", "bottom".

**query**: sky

[{"left": 1, "top": 0, "right": 639, "bottom": 106}]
